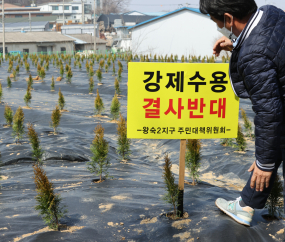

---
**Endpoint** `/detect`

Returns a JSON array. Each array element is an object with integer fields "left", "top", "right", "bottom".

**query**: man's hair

[{"left": 199, "top": 0, "right": 258, "bottom": 22}]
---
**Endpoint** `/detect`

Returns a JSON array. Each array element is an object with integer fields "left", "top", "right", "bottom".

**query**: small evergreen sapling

[
  {"left": 117, "top": 114, "right": 131, "bottom": 160},
  {"left": 50, "top": 106, "right": 62, "bottom": 134},
  {"left": 89, "top": 66, "right": 94, "bottom": 76},
  {"left": 58, "top": 88, "right": 65, "bottom": 110},
  {"left": 114, "top": 77, "right": 120, "bottom": 94},
  {"left": 220, "top": 138, "right": 234, "bottom": 147},
  {"left": 118, "top": 67, "right": 122, "bottom": 79},
  {"left": 185, "top": 139, "right": 201, "bottom": 185},
  {"left": 39, "top": 67, "right": 46, "bottom": 82},
  {"left": 28, "top": 74, "right": 33, "bottom": 89},
  {"left": 89, "top": 77, "right": 94, "bottom": 93},
  {"left": 24, "top": 86, "right": 32, "bottom": 107},
  {"left": 33, "top": 164, "right": 67, "bottom": 230},
  {"left": 87, "top": 124, "right": 110, "bottom": 182},
  {"left": 27, "top": 123, "right": 44, "bottom": 165},
  {"left": 12, "top": 106, "right": 25, "bottom": 143},
  {"left": 51, "top": 76, "right": 55, "bottom": 91},
  {"left": 162, "top": 154, "right": 179, "bottom": 219},
  {"left": 265, "top": 174, "right": 284, "bottom": 218},
  {"left": 110, "top": 92, "right": 120, "bottom": 120},
  {"left": 4, "top": 105, "right": 13, "bottom": 126},
  {"left": 7, "top": 76, "right": 11, "bottom": 88},
  {"left": 112, "top": 62, "right": 116, "bottom": 75},
  {"left": 66, "top": 69, "right": 73, "bottom": 83},
  {"left": 96, "top": 68, "right": 102, "bottom": 82},
  {"left": 241, "top": 108, "right": 253, "bottom": 138},
  {"left": 94, "top": 89, "right": 104, "bottom": 115},
  {"left": 60, "top": 65, "right": 64, "bottom": 77},
  {"left": 235, "top": 124, "right": 247, "bottom": 151}
]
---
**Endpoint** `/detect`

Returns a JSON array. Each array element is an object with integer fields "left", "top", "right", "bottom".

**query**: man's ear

[{"left": 224, "top": 13, "right": 233, "bottom": 28}]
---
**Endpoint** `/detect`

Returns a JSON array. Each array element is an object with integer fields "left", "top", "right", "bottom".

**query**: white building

[
  {"left": 39, "top": 2, "right": 92, "bottom": 24},
  {"left": 128, "top": 7, "right": 223, "bottom": 58}
]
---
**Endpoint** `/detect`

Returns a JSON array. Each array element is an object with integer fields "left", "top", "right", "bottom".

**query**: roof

[
  {"left": 3, "top": 3, "right": 21, "bottom": 8},
  {"left": 0, "top": 7, "right": 41, "bottom": 11},
  {"left": 0, "top": 21, "right": 49, "bottom": 29},
  {"left": 68, "top": 34, "right": 108, "bottom": 44},
  {"left": 61, "top": 24, "right": 97, "bottom": 29},
  {"left": 128, "top": 7, "right": 204, "bottom": 30},
  {"left": 123, "top": 11, "right": 167, "bottom": 16},
  {"left": 97, "top": 14, "right": 157, "bottom": 24},
  {"left": 123, "top": 11, "right": 146, "bottom": 15},
  {"left": 0, "top": 11, "right": 52, "bottom": 15},
  {"left": 0, "top": 32, "right": 74, "bottom": 43},
  {"left": 0, "top": 16, "right": 58, "bottom": 23}
]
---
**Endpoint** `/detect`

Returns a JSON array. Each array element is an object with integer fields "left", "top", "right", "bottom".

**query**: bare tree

[{"left": 97, "top": 0, "right": 130, "bottom": 15}]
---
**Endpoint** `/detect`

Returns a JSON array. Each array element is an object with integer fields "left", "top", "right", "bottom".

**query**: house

[
  {"left": 65, "top": 34, "right": 107, "bottom": 52},
  {"left": 123, "top": 11, "right": 166, "bottom": 16},
  {"left": 39, "top": 2, "right": 92, "bottom": 24},
  {"left": 128, "top": 7, "right": 223, "bottom": 58},
  {"left": 0, "top": 21, "right": 49, "bottom": 32},
  {"left": 0, "top": 16, "right": 58, "bottom": 30},
  {"left": 97, "top": 14, "right": 157, "bottom": 30},
  {"left": 0, "top": 32, "right": 74, "bottom": 54},
  {"left": 61, "top": 24, "right": 99, "bottom": 37},
  {"left": 0, "top": 6, "right": 52, "bottom": 18}
]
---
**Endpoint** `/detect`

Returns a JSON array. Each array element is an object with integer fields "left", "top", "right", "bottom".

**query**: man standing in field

[{"left": 199, "top": 0, "right": 285, "bottom": 226}]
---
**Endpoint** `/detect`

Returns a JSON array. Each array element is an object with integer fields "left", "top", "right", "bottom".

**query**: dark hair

[{"left": 200, "top": 0, "right": 258, "bottom": 21}]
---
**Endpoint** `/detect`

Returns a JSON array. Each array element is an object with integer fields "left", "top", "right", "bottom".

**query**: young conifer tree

[
  {"left": 24, "top": 86, "right": 32, "bottom": 107},
  {"left": 50, "top": 105, "right": 62, "bottom": 134},
  {"left": 60, "top": 65, "right": 64, "bottom": 77},
  {"left": 96, "top": 68, "right": 102, "bottom": 82},
  {"left": 220, "top": 138, "right": 234, "bottom": 147},
  {"left": 4, "top": 105, "right": 13, "bottom": 126},
  {"left": 117, "top": 114, "right": 131, "bottom": 160},
  {"left": 162, "top": 154, "right": 179, "bottom": 218},
  {"left": 78, "top": 61, "right": 82, "bottom": 70},
  {"left": 236, "top": 124, "right": 247, "bottom": 151},
  {"left": 87, "top": 124, "right": 110, "bottom": 182},
  {"left": 25, "top": 62, "right": 30, "bottom": 73},
  {"left": 58, "top": 88, "right": 65, "bottom": 110},
  {"left": 12, "top": 68, "right": 17, "bottom": 81},
  {"left": 185, "top": 139, "right": 201, "bottom": 185},
  {"left": 7, "top": 76, "right": 12, "bottom": 88},
  {"left": 114, "top": 77, "right": 120, "bottom": 94},
  {"left": 265, "top": 174, "right": 284, "bottom": 218},
  {"left": 28, "top": 74, "right": 33, "bottom": 89},
  {"left": 112, "top": 62, "right": 116, "bottom": 75},
  {"left": 110, "top": 92, "right": 120, "bottom": 120},
  {"left": 89, "top": 77, "right": 94, "bottom": 93},
  {"left": 39, "top": 67, "right": 46, "bottom": 82},
  {"left": 241, "top": 108, "right": 253, "bottom": 138},
  {"left": 12, "top": 106, "right": 25, "bottom": 143},
  {"left": 0, "top": 82, "right": 2, "bottom": 102},
  {"left": 86, "top": 60, "right": 90, "bottom": 72},
  {"left": 16, "top": 64, "right": 20, "bottom": 73},
  {"left": 118, "top": 67, "right": 122, "bottom": 79},
  {"left": 94, "top": 89, "right": 104, "bottom": 115},
  {"left": 51, "top": 76, "right": 55, "bottom": 91},
  {"left": 33, "top": 164, "right": 67, "bottom": 230},
  {"left": 89, "top": 65, "right": 94, "bottom": 76},
  {"left": 66, "top": 69, "right": 73, "bottom": 83},
  {"left": 105, "top": 64, "right": 109, "bottom": 73},
  {"left": 27, "top": 123, "right": 44, "bottom": 165}
]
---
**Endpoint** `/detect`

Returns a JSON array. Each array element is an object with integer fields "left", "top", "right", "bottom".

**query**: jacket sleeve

[{"left": 239, "top": 53, "right": 283, "bottom": 171}]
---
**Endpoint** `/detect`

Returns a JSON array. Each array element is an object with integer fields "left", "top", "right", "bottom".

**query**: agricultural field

[{"left": 0, "top": 53, "right": 284, "bottom": 242}]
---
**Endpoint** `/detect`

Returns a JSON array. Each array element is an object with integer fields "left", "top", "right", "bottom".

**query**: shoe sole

[{"left": 215, "top": 201, "right": 251, "bottom": 227}]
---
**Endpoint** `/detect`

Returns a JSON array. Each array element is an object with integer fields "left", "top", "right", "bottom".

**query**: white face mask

[{"left": 217, "top": 15, "right": 238, "bottom": 40}]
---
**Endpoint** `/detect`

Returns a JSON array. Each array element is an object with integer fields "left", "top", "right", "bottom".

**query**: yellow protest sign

[{"left": 127, "top": 63, "right": 239, "bottom": 139}]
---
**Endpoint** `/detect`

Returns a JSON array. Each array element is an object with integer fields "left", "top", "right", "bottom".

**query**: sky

[{"left": 128, "top": 0, "right": 285, "bottom": 13}]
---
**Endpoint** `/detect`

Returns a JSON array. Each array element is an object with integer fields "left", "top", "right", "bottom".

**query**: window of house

[
  {"left": 73, "top": 16, "right": 77, "bottom": 19},
  {"left": 52, "top": 6, "right": 59, "bottom": 10},
  {"left": 15, "top": 15, "right": 22, "bottom": 18},
  {"left": 64, "top": 6, "right": 69, "bottom": 10},
  {"left": 61, "top": 47, "right": 66, "bottom": 53},
  {"left": 23, "top": 49, "right": 29, "bottom": 54},
  {"left": 72, "top": 6, "right": 79, "bottom": 10},
  {"left": 36, "top": 15, "right": 44, "bottom": 17}
]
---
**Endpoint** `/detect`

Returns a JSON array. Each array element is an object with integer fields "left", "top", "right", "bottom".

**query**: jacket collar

[{"left": 233, "top": 9, "right": 264, "bottom": 49}]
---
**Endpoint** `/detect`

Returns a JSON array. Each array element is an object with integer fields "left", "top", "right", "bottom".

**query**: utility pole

[
  {"left": 82, "top": 0, "right": 84, "bottom": 24},
  {"left": 63, "top": 0, "right": 65, "bottom": 26},
  {"left": 29, "top": 12, "right": 31, "bottom": 31},
  {"left": 2, "top": 0, "right": 5, "bottom": 59},
  {"left": 93, "top": 0, "right": 96, "bottom": 53}
]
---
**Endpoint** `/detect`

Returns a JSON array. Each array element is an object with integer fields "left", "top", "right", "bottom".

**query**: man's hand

[
  {"left": 248, "top": 161, "right": 273, "bottom": 192},
  {"left": 213, "top": 36, "right": 234, "bottom": 57}
]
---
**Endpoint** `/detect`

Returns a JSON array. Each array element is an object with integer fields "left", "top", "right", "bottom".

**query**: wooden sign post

[{"left": 177, "top": 139, "right": 186, "bottom": 217}]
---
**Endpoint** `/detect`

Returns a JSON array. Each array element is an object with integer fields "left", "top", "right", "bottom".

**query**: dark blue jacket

[{"left": 230, "top": 5, "right": 285, "bottom": 171}]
